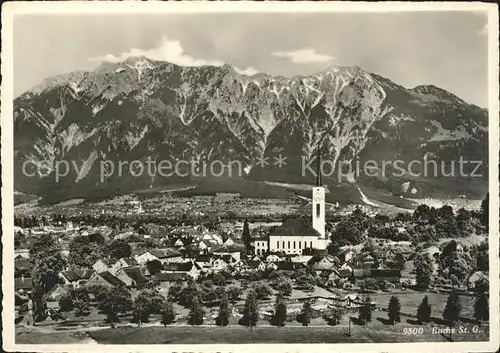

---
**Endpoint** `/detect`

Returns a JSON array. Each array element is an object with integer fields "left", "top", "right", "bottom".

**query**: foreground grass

[{"left": 86, "top": 324, "right": 489, "bottom": 344}]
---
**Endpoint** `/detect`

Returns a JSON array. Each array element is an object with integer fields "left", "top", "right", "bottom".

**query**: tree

[
  {"left": 414, "top": 253, "right": 433, "bottom": 289},
  {"left": 161, "top": 300, "right": 176, "bottom": 326},
  {"left": 212, "top": 272, "right": 227, "bottom": 286},
  {"left": 273, "top": 293, "right": 287, "bottom": 327},
  {"left": 179, "top": 282, "right": 201, "bottom": 308},
  {"left": 88, "top": 232, "right": 105, "bottom": 244},
  {"left": 300, "top": 300, "right": 313, "bottom": 326},
  {"left": 104, "top": 239, "right": 131, "bottom": 262},
  {"left": 480, "top": 193, "right": 488, "bottom": 230},
  {"left": 187, "top": 296, "right": 205, "bottom": 325},
  {"left": 476, "top": 241, "right": 489, "bottom": 272},
  {"left": 133, "top": 291, "right": 152, "bottom": 325},
  {"left": 30, "top": 234, "right": 67, "bottom": 294},
  {"left": 216, "top": 293, "right": 230, "bottom": 327},
  {"left": 272, "top": 278, "right": 293, "bottom": 297},
  {"left": 88, "top": 285, "right": 108, "bottom": 302},
  {"left": 474, "top": 292, "right": 489, "bottom": 324},
  {"left": 295, "top": 274, "right": 315, "bottom": 292},
  {"left": 58, "top": 292, "right": 74, "bottom": 312},
  {"left": 226, "top": 286, "right": 242, "bottom": 303},
  {"left": 358, "top": 297, "right": 372, "bottom": 325},
  {"left": 330, "top": 307, "right": 342, "bottom": 325},
  {"left": 242, "top": 219, "right": 252, "bottom": 252},
  {"left": 242, "top": 290, "right": 259, "bottom": 330},
  {"left": 167, "top": 281, "right": 183, "bottom": 302},
  {"left": 99, "top": 286, "right": 132, "bottom": 325},
  {"left": 442, "top": 291, "right": 462, "bottom": 324},
  {"left": 73, "top": 287, "right": 90, "bottom": 317},
  {"left": 387, "top": 296, "right": 401, "bottom": 324},
  {"left": 448, "top": 251, "right": 473, "bottom": 284},
  {"left": 416, "top": 296, "right": 432, "bottom": 323},
  {"left": 253, "top": 283, "right": 272, "bottom": 300},
  {"left": 393, "top": 252, "right": 406, "bottom": 270},
  {"left": 68, "top": 236, "right": 101, "bottom": 268},
  {"left": 146, "top": 260, "right": 163, "bottom": 275}
]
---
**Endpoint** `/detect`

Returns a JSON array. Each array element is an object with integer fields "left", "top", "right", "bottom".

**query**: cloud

[
  {"left": 89, "top": 36, "right": 258, "bottom": 75},
  {"left": 234, "top": 66, "right": 259, "bottom": 76},
  {"left": 272, "top": 48, "right": 334, "bottom": 64}
]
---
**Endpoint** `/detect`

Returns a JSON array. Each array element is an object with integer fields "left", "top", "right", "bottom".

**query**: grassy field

[
  {"left": 16, "top": 327, "right": 97, "bottom": 344},
  {"left": 368, "top": 291, "right": 476, "bottom": 319},
  {"left": 86, "top": 323, "right": 488, "bottom": 344}
]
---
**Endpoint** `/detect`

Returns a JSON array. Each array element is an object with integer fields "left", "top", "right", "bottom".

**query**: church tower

[{"left": 312, "top": 149, "right": 326, "bottom": 240}]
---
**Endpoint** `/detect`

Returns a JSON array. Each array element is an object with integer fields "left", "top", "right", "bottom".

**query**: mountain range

[{"left": 14, "top": 56, "right": 488, "bottom": 205}]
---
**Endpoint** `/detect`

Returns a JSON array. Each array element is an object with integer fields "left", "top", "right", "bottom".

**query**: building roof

[
  {"left": 195, "top": 255, "right": 212, "bottom": 263},
  {"left": 156, "top": 272, "right": 188, "bottom": 282},
  {"left": 117, "top": 257, "right": 139, "bottom": 266},
  {"left": 243, "top": 260, "right": 263, "bottom": 269},
  {"left": 276, "top": 261, "right": 307, "bottom": 271},
  {"left": 98, "top": 271, "right": 126, "bottom": 287},
  {"left": 120, "top": 267, "right": 149, "bottom": 285},
  {"left": 353, "top": 268, "right": 401, "bottom": 278},
  {"left": 60, "top": 269, "right": 93, "bottom": 282},
  {"left": 94, "top": 258, "right": 111, "bottom": 267},
  {"left": 270, "top": 218, "right": 320, "bottom": 238},
  {"left": 148, "top": 248, "right": 182, "bottom": 259},
  {"left": 14, "top": 258, "right": 31, "bottom": 272},
  {"left": 15, "top": 277, "right": 33, "bottom": 291},
  {"left": 164, "top": 262, "right": 201, "bottom": 272},
  {"left": 212, "top": 244, "right": 243, "bottom": 253}
]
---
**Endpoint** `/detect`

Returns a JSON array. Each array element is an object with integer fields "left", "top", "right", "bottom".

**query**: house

[
  {"left": 163, "top": 261, "right": 202, "bottom": 279},
  {"left": 384, "top": 248, "right": 397, "bottom": 261},
  {"left": 266, "top": 262, "right": 278, "bottom": 271},
  {"left": 212, "top": 244, "right": 243, "bottom": 262},
  {"left": 92, "top": 259, "right": 111, "bottom": 274},
  {"left": 312, "top": 255, "right": 339, "bottom": 273},
  {"left": 115, "top": 267, "right": 149, "bottom": 288},
  {"left": 84, "top": 271, "right": 125, "bottom": 288},
  {"left": 194, "top": 255, "right": 212, "bottom": 267},
  {"left": 173, "top": 238, "right": 184, "bottom": 248},
  {"left": 319, "top": 270, "right": 339, "bottom": 286},
  {"left": 59, "top": 269, "right": 94, "bottom": 288},
  {"left": 361, "top": 254, "right": 376, "bottom": 267},
  {"left": 135, "top": 248, "right": 183, "bottom": 265},
  {"left": 157, "top": 272, "right": 188, "bottom": 293},
  {"left": 224, "top": 237, "right": 237, "bottom": 247},
  {"left": 246, "top": 260, "right": 266, "bottom": 272},
  {"left": 426, "top": 246, "right": 441, "bottom": 260},
  {"left": 338, "top": 248, "right": 356, "bottom": 263},
  {"left": 340, "top": 294, "right": 363, "bottom": 308},
  {"left": 276, "top": 261, "right": 307, "bottom": 272},
  {"left": 14, "top": 257, "right": 32, "bottom": 278},
  {"left": 15, "top": 276, "right": 33, "bottom": 293},
  {"left": 45, "top": 285, "right": 69, "bottom": 309},
  {"left": 265, "top": 254, "right": 281, "bottom": 263},
  {"left": 468, "top": 271, "right": 489, "bottom": 290},
  {"left": 252, "top": 236, "right": 269, "bottom": 256},
  {"left": 110, "top": 257, "right": 139, "bottom": 275},
  {"left": 212, "top": 258, "right": 229, "bottom": 272}
]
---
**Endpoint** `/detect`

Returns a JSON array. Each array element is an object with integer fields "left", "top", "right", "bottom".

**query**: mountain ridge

[{"left": 14, "top": 57, "right": 488, "bottom": 204}]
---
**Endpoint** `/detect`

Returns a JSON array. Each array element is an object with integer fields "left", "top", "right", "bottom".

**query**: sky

[{"left": 13, "top": 11, "right": 489, "bottom": 107}]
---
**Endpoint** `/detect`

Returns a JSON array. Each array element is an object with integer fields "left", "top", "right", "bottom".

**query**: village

[{"left": 13, "top": 190, "right": 490, "bottom": 344}]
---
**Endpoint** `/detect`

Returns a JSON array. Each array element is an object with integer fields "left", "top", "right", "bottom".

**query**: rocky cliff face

[{"left": 14, "top": 57, "right": 488, "bottom": 203}]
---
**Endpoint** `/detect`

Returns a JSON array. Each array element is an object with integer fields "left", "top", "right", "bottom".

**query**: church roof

[{"left": 270, "top": 218, "right": 321, "bottom": 238}]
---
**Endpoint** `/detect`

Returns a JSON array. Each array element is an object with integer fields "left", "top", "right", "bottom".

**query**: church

[{"left": 263, "top": 151, "right": 330, "bottom": 255}]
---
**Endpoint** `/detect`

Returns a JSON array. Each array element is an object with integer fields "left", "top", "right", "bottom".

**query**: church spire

[{"left": 316, "top": 148, "right": 322, "bottom": 187}]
